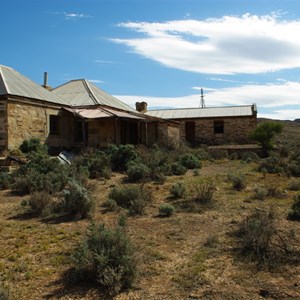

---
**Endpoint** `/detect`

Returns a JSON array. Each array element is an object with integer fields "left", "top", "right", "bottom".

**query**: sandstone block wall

[
  {"left": 0, "top": 102, "right": 7, "bottom": 150},
  {"left": 88, "top": 119, "right": 116, "bottom": 147},
  {"left": 6, "top": 100, "right": 71, "bottom": 150},
  {"left": 179, "top": 116, "right": 256, "bottom": 145}
]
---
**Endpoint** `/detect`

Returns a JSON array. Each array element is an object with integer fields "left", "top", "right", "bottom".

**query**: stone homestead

[
  {"left": 144, "top": 104, "right": 257, "bottom": 146},
  {"left": 0, "top": 64, "right": 256, "bottom": 152},
  {"left": 0, "top": 65, "right": 179, "bottom": 151}
]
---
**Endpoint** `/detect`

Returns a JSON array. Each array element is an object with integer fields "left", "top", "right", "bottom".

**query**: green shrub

[
  {"left": 241, "top": 151, "right": 259, "bottom": 162},
  {"left": 191, "top": 183, "right": 215, "bottom": 206},
  {"left": 159, "top": 204, "right": 175, "bottom": 217},
  {"left": 72, "top": 150, "right": 111, "bottom": 180},
  {"left": 288, "top": 195, "right": 300, "bottom": 221},
  {"left": 61, "top": 180, "right": 94, "bottom": 219},
  {"left": 194, "top": 147, "right": 211, "bottom": 161},
  {"left": 170, "top": 182, "right": 186, "bottom": 199},
  {"left": 109, "top": 185, "right": 152, "bottom": 216},
  {"left": 109, "top": 145, "right": 139, "bottom": 172},
  {"left": 10, "top": 152, "right": 69, "bottom": 195},
  {"left": 126, "top": 161, "right": 150, "bottom": 182},
  {"left": 72, "top": 222, "right": 137, "bottom": 296},
  {"left": 179, "top": 154, "right": 201, "bottom": 169},
  {"left": 19, "top": 137, "right": 47, "bottom": 154},
  {"left": 229, "top": 152, "right": 239, "bottom": 160},
  {"left": 0, "top": 282, "right": 9, "bottom": 300},
  {"left": 258, "top": 155, "right": 284, "bottom": 174},
  {"left": 253, "top": 187, "right": 268, "bottom": 200},
  {"left": 227, "top": 173, "right": 246, "bottom": 191},
  {"left": 102, "top": 199, "right": 119, "bottom": 212},
  {"left": 249, "top": 122, "right": 283, "bottom": 157},
  {"left": 0, "top": 172, "right": 11, "bottom": 190},
  {"left": 171, "top": 162, "right": 187, "bottom": 176},
  {"left": 209, "top": 149, "right": 228, "bottom": 160},
  {"left": 28, "top": 191, "right": 52, "bottom": 216},
  {"left": 237, "top": 211, "right": 276, "bottom": 262},
  {"left": 288, "top": 178, "right": 300, "bottom": 191}
]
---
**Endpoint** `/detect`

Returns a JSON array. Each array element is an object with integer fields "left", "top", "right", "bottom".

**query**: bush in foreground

[
  {"left": 71, "top": 222, "right": 137, "bottom": 296},
  {"left": 288, "top": 195, "right": 300, "bottom": 221}
]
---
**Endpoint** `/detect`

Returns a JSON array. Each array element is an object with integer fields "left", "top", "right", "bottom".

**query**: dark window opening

[
  {"left": 74, "top": 120, "right": 88, "bottom": 143},
  {"left": 214, "top": 120, "right": 224, "bottom": 134},
  {"left": 185, "top": 121, "right": 195, "bottom": 145},
  {"left": 50, "top": 115, "right": 60, "bottom": 135}
]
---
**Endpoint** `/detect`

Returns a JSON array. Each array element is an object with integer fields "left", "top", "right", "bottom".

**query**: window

[
  {"left": 50, "top": 115, "right": 60, "bottom": 135},
  {"left": 214, "top": 120, "right": 224, "bottom": 134}
]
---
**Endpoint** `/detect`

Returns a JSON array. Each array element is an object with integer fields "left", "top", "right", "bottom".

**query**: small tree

[{"left": 249, "top": 122, "right": 283, "bottom": 157}]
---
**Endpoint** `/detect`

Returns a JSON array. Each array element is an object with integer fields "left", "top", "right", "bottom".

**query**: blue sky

[{"left": 1, "top": 0, "right": 300, "bottom": 120}]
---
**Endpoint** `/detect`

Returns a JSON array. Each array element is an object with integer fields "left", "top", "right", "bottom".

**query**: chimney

[
  {"left": 135, "top": 101, "right": 148, "bottom": 113},
  {"left": 42, "top": 72, "right": 52, "bottom": 90}
]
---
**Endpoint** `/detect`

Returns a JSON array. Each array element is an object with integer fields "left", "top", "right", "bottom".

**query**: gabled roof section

[
  {"left": 146, "top": 104, "right": 257, "bottom": 119},
  {"left": 52, "top": 79, "right": 134, "bottom": 111},
  {"left": 0, "top": 65, "right": 69, "bottom": 105}
]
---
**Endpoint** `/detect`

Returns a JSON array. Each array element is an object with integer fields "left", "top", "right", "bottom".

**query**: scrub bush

[
  {"left": 227, "top": 173, "right": 246, "bottom": 191},
  {"left": 159, "top": 204, "right": 175, "bottom": 217},
  {"left": 179, "top": 154, "right": 201, "bottom": 169},
  {"left": 171, "top": 162, "right": 187, "bottom": 176},
  {"left": 61, "top": 180, "right": 94, "bottom": 219},
  {"left": 109, "top": 185, "right": 152, "bottom": 216},
  {"left": 170, "top": 182, "right": 186, "bottom": 199},
  {"left": 109, "top": 145, "right": 139, "bottom": 172},
  {"left": 126, "top": 161, "right": 150, "bottom": 182},
  {"left": 72, "top": 222, "right": 137, "bottom": 296},
  {"left": 288, "top": 195, "right": 300, "bottom": 221}
]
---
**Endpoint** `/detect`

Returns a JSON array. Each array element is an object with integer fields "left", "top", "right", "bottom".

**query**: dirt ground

[{"left": 1, "top": 159, "right": 300, "bottom": 300}]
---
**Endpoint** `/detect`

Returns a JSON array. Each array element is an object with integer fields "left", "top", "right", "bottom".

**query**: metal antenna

[{"left": 200, "top": 88, "right": 206, "bottom": 108}]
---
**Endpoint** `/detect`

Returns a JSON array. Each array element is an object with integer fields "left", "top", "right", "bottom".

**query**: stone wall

[
  {"left": 6, "top": 100, "right": 71, "bottom": 150},
  {"left": 157, "top": 122, "right": 180, "bottom": 148},
  {"left": 179, "top": 116, "right": 256, "bottom": 145},
  {"left": 0, "top": 102, "right": 7, "bottom": 150},
  {"left": 87, "top": 118, "right": 116, "bottom": 147}
]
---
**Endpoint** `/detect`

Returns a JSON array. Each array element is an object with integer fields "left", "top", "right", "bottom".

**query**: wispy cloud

[
  {"left": 88, "top": 79, "right": 104, "bottom": 84},
  {"left": 116, "top": 80, "right": 300, "bottom": 120},
  {"left": 52, "top": 12, "right": 92, "bottom": 20},
  {"left": 94, "top": 60, "right": 117, "bottom": 64},
  {"left": 111, "top": 13, "right": 300, "bottom": 75}
]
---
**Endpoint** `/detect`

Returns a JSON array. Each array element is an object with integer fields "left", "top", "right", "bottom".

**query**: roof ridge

[
  {"left": 82, "top": 79, "right": 100, "bottom": 106},
  {"left": 148, "top": 104, "right": 253, "bottom": 112}
]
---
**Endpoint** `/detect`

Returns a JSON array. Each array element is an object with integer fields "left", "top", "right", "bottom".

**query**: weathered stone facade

[{"left": 179, "top": 116, "right": 256, "bottom": 145}]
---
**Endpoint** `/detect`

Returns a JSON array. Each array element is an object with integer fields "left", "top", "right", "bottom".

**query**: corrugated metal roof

[
  {"left": 0, "top": 65, "right": 70, "bottom": 105},
  {"left": 146, "top": 105, "right": 256, "bottom": 119},
  {"left": 64, "top": 107, "right": 144, "bottom": 120},
  {"left": 52, "top": 79, "right": 135, "bottom": 111}
]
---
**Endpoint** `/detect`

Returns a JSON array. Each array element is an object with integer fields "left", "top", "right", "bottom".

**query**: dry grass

[{"left": 0, "top": 159, "right": 300, "bottom": 299}]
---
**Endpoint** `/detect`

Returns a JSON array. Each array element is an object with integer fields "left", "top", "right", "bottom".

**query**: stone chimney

[
  {"left": 135, "top": 101, "right": 148, "bottom": 113},
  {"left": 42, "top": 72, "right": 52, "bottom": 91}
]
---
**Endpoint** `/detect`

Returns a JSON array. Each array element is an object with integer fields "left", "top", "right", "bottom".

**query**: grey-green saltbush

[
  {"left": 159, "top": 204, "right": 175, "bottom": 217},
  {"left": 170, "top": 182, "right": 186, "bottom": 199},
  {"left": 171, "top": 162, "right": 187, "bottom": 176},
  {"left": 72, "top": 222, "right": 137, "bottom": 296},
  {"left": 109, "top": 185, "right": 152, "bottom": 216},
  {"left": 61, "top": 180, "right": 94, "bottom": 219}
]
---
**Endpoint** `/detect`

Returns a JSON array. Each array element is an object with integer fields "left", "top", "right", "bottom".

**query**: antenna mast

[{"left": 200, "top": 88, "right": 206, "bottom": 108}]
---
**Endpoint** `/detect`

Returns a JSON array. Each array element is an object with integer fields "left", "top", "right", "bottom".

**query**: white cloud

[
  {"left": 116, "top": 81, "right": 300, "bottom": 120},
  {"left": 88, "top": 79, "right": 104, "bottom": 83},
  {"left": 111, "top": 14, "right": 300, "bottom": 75}
]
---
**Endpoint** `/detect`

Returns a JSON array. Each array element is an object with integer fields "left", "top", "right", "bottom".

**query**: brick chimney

[{"left": 135, "top": 101, "right": 148, "bottom": 113}]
